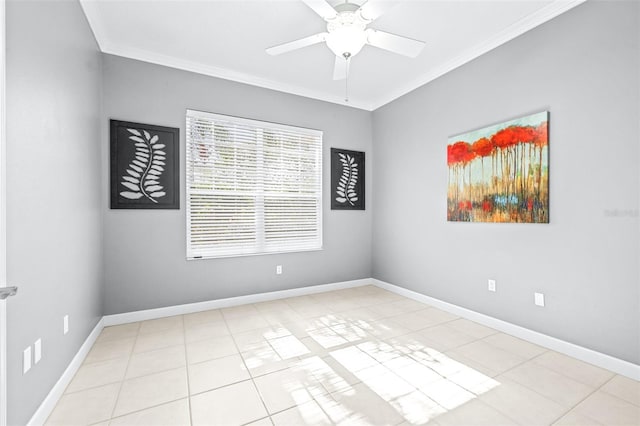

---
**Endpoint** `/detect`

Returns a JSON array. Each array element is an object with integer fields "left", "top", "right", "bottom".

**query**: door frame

[{"left": 0, "top": 0, "right": 7, "bottom": 424}]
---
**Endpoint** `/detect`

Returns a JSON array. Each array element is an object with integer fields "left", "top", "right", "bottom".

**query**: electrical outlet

[
  {"left": 23, "top": 346, "right": 32, "bottom": 374},
  {"left": 34, "top": 339, "right": 42, "bottom": 364},
  {"left": 534, "top": 292, "right": 545, "bottom": 307},
  {"left": 63, "top": 315, "right": 69, "bottom": 335},
  {"left": 276, "top": 265, "right": 282, "bottom": 275},
  {"left": 487, "top": 279, "right": 496, "bottom": 292}
]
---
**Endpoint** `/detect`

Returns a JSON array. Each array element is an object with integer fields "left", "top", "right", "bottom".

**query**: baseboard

[
  {"left": 28, "top": 278, "right": 371, "bottom": 424},
  {"left": 27, "top": 318, "right": 105, "bottom": 426},
  {"left": 29, "top": 276, "right": 638, "bottom": 426},
  {"left": 103, "top": 278, "right": 372, "bottom": 326},
  {"left": 372, "top": 278, "right": 640, "bottom": 381}
]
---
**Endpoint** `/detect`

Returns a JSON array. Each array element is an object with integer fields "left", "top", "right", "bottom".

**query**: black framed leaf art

[
  {"left": 110, "top": 120, "right": 179, "bottom": 209},
  {"left": 331, "top": 148, "right": 365, "bottom": 210}
]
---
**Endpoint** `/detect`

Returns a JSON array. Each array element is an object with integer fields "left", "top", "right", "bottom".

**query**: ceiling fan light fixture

[
  {"left": 325, "top": 10, "right": 367, "bottom": 58},
  {"left": 326, "top": 25, "right": 366, "bottom": 58}
]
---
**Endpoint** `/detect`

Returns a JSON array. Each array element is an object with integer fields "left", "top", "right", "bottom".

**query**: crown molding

[
  {"left": 80, "top": 0, "right": 586, "bottom": 113},
  {"left": 99, "top": 42, "right": 374, "bottom": 111},
  {"left": 369, "top": 0, "right": 587, "bottom": 110}
]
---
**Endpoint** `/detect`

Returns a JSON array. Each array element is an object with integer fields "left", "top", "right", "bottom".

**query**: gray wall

[
  {"left": 102, "top": 55, "right": 373, "bottom": 315},
  {"left": 6, "top": 1, "right": 103, "bottom": 424},
  {"left": 372, "top": 1, "right": 639, "bottom": 364}
]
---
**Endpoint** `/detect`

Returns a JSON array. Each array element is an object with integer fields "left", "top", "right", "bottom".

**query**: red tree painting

[{"left": 447, "top": 111, "right": 549, "bottom": 223}]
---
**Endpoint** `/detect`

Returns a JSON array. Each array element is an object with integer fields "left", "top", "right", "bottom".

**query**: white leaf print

[
  {"left": 335, "top": 153, "right": 359, "bottom": 206},
  {"left": 121, "top": 182, "right": 139, "bottom": 191},
  {"left": 120, "top": 191, "right": 143, "bottom": 200},
  {"left": 119, "top": 128, "right": 167, "bottom": 203}
]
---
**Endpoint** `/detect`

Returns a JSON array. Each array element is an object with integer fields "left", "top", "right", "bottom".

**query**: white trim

[
  {"left": 79, "top": 0, "right": 584, "bottom": 112},
  {"left": 0, "top": 0, "right": 7, "bottom": 423},
  {"left": 27, "top": 276, "right": 640, "bottom": 424},
  {"left": 372, "top": 279, "right": 640, "bottom": 381},
  {"left": 101, "top": 42, "right": 373, "bottom": 111},
  {"left": 369, "top": 0, "right": 587, "bottom": 110},
  {"left": 27, "top": 278, "right": 371, "bottom": 424},
  {"left": 77, "top": 0, "right": 107, "bottom": 53},
  {"left": 104, "top": 278, "right": 372, "bottom": 326},
  {"left": 27, "top": 319, "right": 104, "bottom": 426}
]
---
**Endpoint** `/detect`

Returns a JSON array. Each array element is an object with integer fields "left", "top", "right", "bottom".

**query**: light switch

[{"left": 534, "top": 292, "right": 545, "bottom": 307}]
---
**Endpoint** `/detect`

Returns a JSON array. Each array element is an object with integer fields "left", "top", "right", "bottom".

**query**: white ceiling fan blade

[
  {"left": 358, "top": 0, "right": 399, "bottom": 22},
  {"left": 333, "top": 56, "right": 348, "bottom": 80},
  {"left": 366, "top": 29, "right": 425, "bottom": 58},
  {"left": 266, "top": 32, "right": 328, "bottom": 56},
  {"left": 301, "top": 0, "right": 337, "bottom": 20}
]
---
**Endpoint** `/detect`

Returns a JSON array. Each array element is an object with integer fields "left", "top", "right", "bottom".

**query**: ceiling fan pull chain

[{"left": 344, "top": 53, "right": 351, "bottom": 102}]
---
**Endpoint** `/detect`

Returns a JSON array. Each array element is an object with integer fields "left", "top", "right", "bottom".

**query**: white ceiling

[{"left": 80, "top": 0, "right": 585, "bottom": 110}]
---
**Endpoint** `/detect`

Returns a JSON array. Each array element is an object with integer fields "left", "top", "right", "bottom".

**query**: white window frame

[{"left": 186, "top": 109, "right": 323, "bottom": 259}]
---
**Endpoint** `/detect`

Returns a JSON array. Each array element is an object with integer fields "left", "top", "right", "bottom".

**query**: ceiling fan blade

[
  {"left": 301, "top": 0, "right": 337, "bottom": 20},
  {"left": 365, "top": 28, "right": 425, "bottom": 58},
  {"left": 266, "top": 32, "right": 328, "bottom": 56},
  {"left": 333, "top": 56, "right": 348, "bottom": 80},
  {"left": 358, "top": 0, "right": 399, "bottom": 22}
]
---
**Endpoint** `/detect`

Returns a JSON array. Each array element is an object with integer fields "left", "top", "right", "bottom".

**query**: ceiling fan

[{"left": 266, "top": 0, "right": 426, "bottom": 82}]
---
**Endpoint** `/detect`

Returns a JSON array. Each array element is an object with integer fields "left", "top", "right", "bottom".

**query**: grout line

[
  {"left": 597, "top": 376, "right": 640, "bottom": 408},
  {"left": 107, "top": 321, "right": 140, "bottom": 421},
  {"left": 68, "top": 344, "right": 191, "bottom": 396},
  {"left": 546, "top": 373, "right": 638, "bottom": 425},
  {"left": 546, "top": 381, "right": 608, "bottom": 425},
  {"left": 60, "top": 357, "right": 130, "bottom": 396},
  {"left": 224, "top": 309, "right": 275, "bottom": 424},
  {"left": 181, "top": 315, "right": 194, "bottom": 426},
  {"left": 106, "top": 396, "right": 190, "bottom": 423},
  {"left": 52, "top": 288, "right": 638, "bottom": 426}
]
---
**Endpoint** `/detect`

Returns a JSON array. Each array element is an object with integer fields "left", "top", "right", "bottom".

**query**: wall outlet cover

[
  {"left": 23, "top": 346, "right": 32, "bottom": 374},
  {"left": 534, "top": 292, "right": 545, "bottom": 307},
  {"left": 276, "top": 265, "right": 282, "bottom": 275},
  {"left": 34, "top": 339, "right": 42, "bottom": 364},
  {"left": 488, "top": 279, "right": 496, "bottom": 292}
]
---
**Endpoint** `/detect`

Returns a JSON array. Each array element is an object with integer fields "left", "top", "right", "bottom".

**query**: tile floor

[{"left": 46, "top": 285, "right": 640, "bottom": 425}]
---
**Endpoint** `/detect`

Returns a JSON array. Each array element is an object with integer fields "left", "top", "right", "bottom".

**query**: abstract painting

[
  {"left": 110, "top": 120, "right": 180, "bottom": 209},
  {"left": 331, "top": 148, "right": 365, "bottom": 210},
  {"left": 447, "top": 111, "right": 549, "bottom": 223}
]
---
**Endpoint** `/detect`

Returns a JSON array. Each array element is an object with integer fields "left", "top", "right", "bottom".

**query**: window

[{"left": 186, "top": 110, "right": 323, "bottom": 259}]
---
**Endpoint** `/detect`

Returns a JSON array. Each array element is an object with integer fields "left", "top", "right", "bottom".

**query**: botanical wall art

[
  {"left": 331, "top": 148, "right": 365, "bottom": 210},
  {"left": 110, "top": 120, "right": 180, "bottom": 209},
  {"left": 447, "top": 111, "right": 549, "bottom": 223}
]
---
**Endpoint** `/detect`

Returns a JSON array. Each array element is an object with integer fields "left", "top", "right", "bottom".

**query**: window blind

[{"left": 186, "top": 110, "right": 323, "bottom": 259}]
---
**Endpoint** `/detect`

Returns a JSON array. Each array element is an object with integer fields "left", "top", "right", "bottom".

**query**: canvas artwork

[
  {"left": 110, "top": 120, "right": 180, "bottom": 209},
  {"left": 331, "top": 148, "right": 365, "bottom": 210},
  {"left": 447, "top": 111, "right": 549, "bottom": 223}
]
